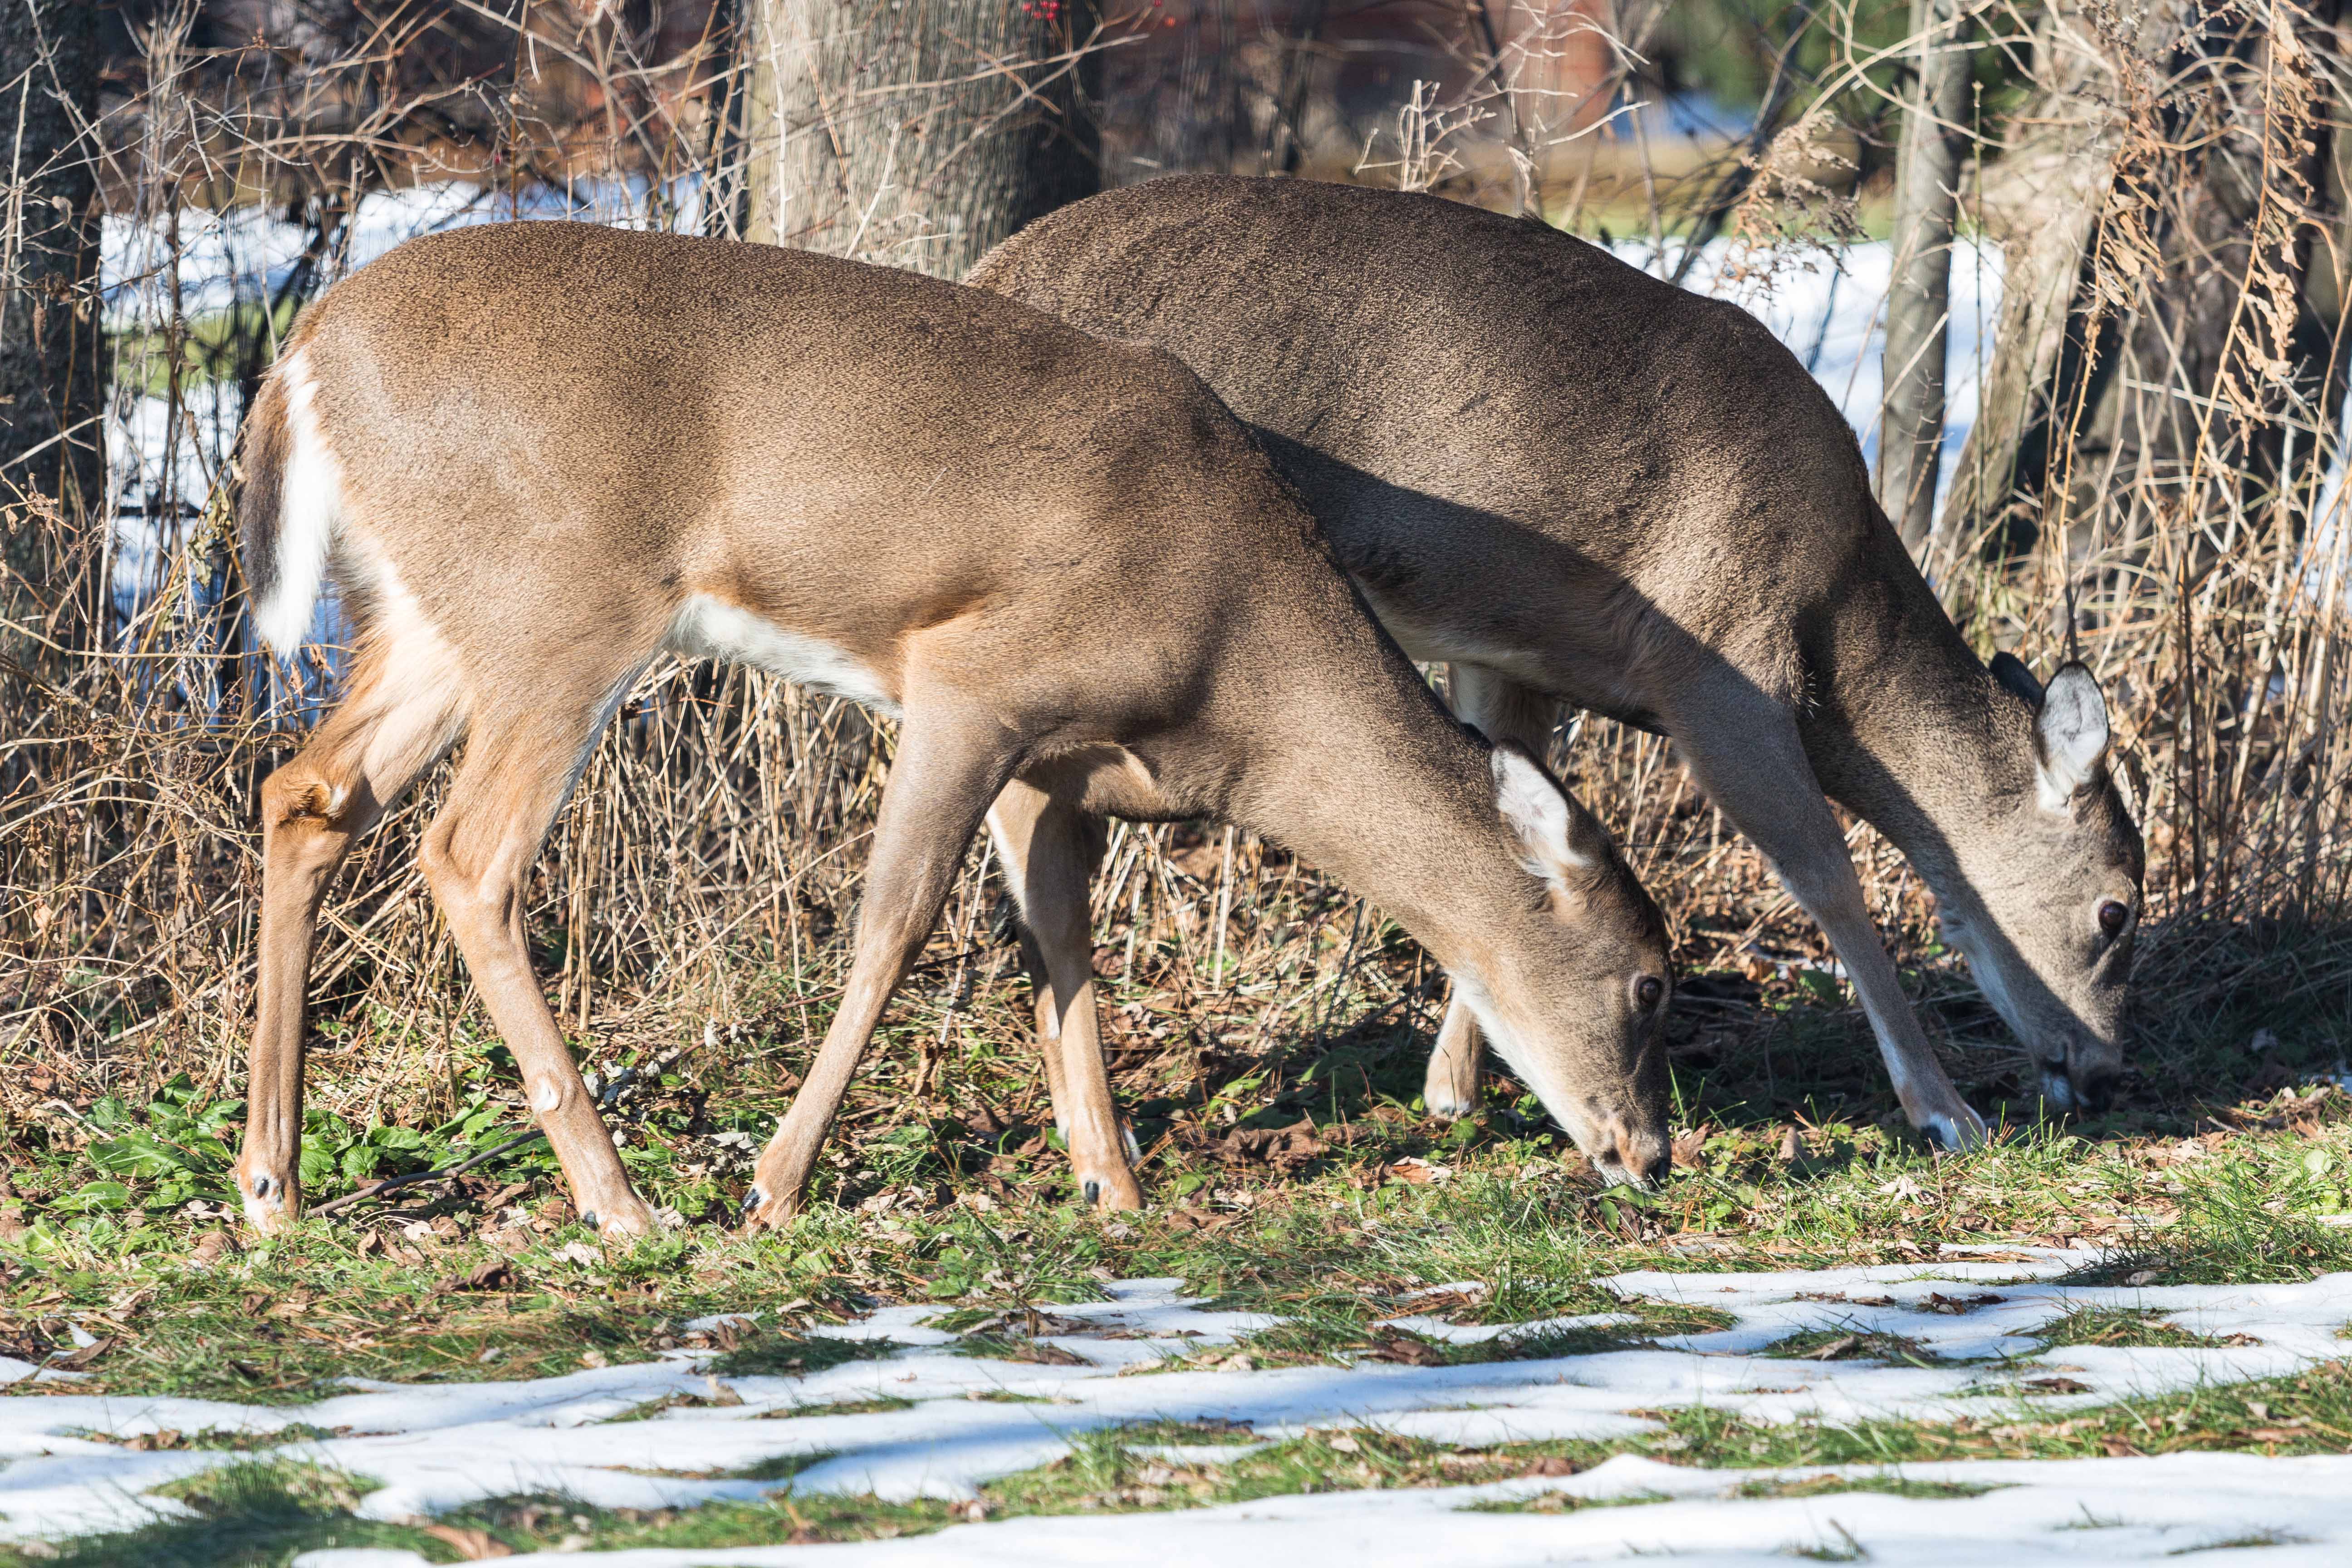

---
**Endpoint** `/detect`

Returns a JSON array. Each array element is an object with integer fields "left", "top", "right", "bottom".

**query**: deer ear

[
  {"left": 2034, "top": 662, "right": 2110, "bottom": 809},
  {"left": 1989, "top": 651, "right": 2044, "bottom": 708},
  {"left": 1491, "top": 743, "right": 1603, "bottom": 887}
]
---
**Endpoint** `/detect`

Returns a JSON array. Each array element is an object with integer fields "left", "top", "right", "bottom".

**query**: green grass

[
  {"left": 6, "top": 911, "right": 2352, "bottom": 1557},
  {"left": 0, "top": 1461, "right": 420, "bottom": 1568}
]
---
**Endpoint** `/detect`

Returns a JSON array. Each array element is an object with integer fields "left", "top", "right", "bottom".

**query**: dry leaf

[
  {"left": 1364, "top": 1332, "right": 1446, "bottom": 1367},
  {"left": 49, "top": 1336, "right": 112, "bottom": 1371},
  {"left": 421, "top": 1523, "right": 514, "bottom": 1560},
  {"left": 436, "top": 1259, "right": 516, "bottom": 1294}
]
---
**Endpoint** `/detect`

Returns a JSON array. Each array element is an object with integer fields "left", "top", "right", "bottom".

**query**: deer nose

[
  {"left": 1598, "top": 1122, "right": 1670, "bottom": 1190},
  {"left": 2071, "top": 1062, "right": 2119, "bottom": 1115}
]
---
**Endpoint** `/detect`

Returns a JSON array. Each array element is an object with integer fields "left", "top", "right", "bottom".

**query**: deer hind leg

[
  {"left": 987, "top": 778, "right": 1140, "bottom": 1210},
  {"left": 235, "top": 653, "right": 466, "bottom": 1234},
  {"left": 1424, "top": 663, "right": 1560, "bottom": 1120},
  {"left": 417, "top": 689, "right": 658, "bottom": 1238},
  {"left": 745, "top": 704, "right": 1020, "bottom": 1230},
  {"left": 1665, "top": 682, "right": 1987, "bottom": 1151}
]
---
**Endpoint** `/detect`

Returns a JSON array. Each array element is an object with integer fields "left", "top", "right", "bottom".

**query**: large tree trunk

[
  {"left": 0, "top": 0, "right": 104, "bottom": 642},
  {"left": 1876, "top": 0, "right": 1974, "bottom": 552},
  {"left": 741, "top": 0, "right": 1100, "bottom": 277}
]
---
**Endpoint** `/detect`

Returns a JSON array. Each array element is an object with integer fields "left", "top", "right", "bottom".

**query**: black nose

[{"left": 2073, "top": 1064, "right": 2118, "bottom": 1115}]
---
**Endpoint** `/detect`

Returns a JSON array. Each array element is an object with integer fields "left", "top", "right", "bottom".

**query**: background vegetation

[{"left": 2, "top": 3, "right": 2351, "bottom": 1554}]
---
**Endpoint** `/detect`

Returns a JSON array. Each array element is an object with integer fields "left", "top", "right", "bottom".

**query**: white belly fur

[{"left": 664, "top": 593, "right": 899, "bottom": 715}]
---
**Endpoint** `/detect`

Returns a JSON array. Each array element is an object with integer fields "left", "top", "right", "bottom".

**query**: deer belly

[{"left": 663, "top": 593, "right": 899, "bottom": 715}]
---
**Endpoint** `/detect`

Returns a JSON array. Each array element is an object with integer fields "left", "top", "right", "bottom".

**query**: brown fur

[
  {"left": 230, "top": 221, "right": 1675, "bottom": 1239},
  {"left": 236, "top": 369, "right": 292, "bottom": 607},
  {"left": 971, "top": 176, "right": 2146, "bottom": 1136}
]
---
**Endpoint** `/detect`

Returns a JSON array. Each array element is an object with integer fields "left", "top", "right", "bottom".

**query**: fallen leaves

[
  {"left": 435, "top": 1259, "right": 516, "bottom": 1294},
  {"left": 1362, "top": 1330, "right": 1447, "bottom": 1367},
  {"left": 47, "top": 1336, "right": 112, "bottom": 1371},
  {"left": 421, "top": 1523, "right": 513, "bottom": 1560},
  {"left": 2243, "top": 1425, "right": 2311, "bottom": 1443},
  {"left": 1212, "top": 1119, "right": 1328, "bottom": 1171}
]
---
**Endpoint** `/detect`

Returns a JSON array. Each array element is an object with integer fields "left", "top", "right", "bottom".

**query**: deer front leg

[
  {"left": 1423, "top": 1000, "right": 1484, "bottom": 1120},
  {"left": 987, "top": 779, "right": 1141, "bottom": 1210},
  {"left": 744, "top": 708, "right": 1019, "bottom": 1230},
  {"left": 1669, "top": 689, "right": 1988, "bottom": 1151},
  {"left": 1423, "top": 663, "right": 1562, "bottom": 1120}
]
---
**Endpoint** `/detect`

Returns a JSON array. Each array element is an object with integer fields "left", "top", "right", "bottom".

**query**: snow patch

[{"left": 6, "top": 1259, "right": 2347, "bottom": 1555}]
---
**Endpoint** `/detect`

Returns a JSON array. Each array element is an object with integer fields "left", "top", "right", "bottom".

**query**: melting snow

[{"left": 0, "top": 1257, "right": 2344, "bottom": 1562}]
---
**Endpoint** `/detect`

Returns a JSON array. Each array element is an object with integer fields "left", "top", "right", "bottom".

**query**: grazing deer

[
  {"left": 229, "top": 221, "right": 1674, "bottom": 1239},
  {"left": 971, "top": 176, "right": 2147, "bottom": 1145}
]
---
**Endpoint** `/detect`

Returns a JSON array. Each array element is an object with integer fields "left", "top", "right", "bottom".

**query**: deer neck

[
  {"left": 1800, "top": 563, "right": 2022, "bottom": 905},
  {"left": 1227, "top": 671, "right": 1521, "bottom": 984}
]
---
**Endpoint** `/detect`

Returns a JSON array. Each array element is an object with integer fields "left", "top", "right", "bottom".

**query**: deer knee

[
  {"left": 260, "top": 762, "right": 353, "bottom": 833},
  {"left": 417, "top": 819, "right": 487, "bottom": 916},
  {"left": 258, "top": 767, "right": 365, "bottom": 896}
]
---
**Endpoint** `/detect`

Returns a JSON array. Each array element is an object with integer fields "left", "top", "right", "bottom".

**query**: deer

[
  {"left": 969, "top": 175, "right": 2147, "bottom": 1148},
  {"left": 228, "top": 220, "right": 1676, "bottom": 1240}
]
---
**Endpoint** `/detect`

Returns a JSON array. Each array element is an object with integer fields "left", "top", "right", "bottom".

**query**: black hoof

[
  {"left": 740, "top": 1188, "right": 766, "bottom": 1217},
  {"left": 250, "top": 1175, "right": 273, "bottom": 1200},
  {"left": 1083, "top": 1180, "right": 1102, "bottom": 1207}
]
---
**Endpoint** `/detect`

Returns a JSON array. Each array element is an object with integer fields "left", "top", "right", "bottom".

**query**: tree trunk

[
  {"left": 1933, "top": 0, "right": 2131, "bottom": 558},
  {"left": 0, "top": 0, "right": 104, "bottom": 637},
  {"left": 1939, "top": 0, "right": 2347, "bottom": 563},
  {"left": 740, "top": 0, "right": 1100, "bottom": 278},
  {"left": 1876, "top": 0, "right": 1974, "bottom": 552}
]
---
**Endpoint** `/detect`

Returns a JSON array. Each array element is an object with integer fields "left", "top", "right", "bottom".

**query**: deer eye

[
  {"left": 1633, "top": 975, "right": 1665, "bottom": 1011},
  {"left": 2097, "top": 900, "right": 2130, "bottom": 939}
]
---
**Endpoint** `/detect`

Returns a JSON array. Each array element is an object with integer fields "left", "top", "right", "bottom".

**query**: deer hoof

[
  {"left": 1920, "top": 1104, "right": 1989, "bottom": 1152},
  {"left": 239, "top": 1172, "right": 297, "bottom": 1235}
]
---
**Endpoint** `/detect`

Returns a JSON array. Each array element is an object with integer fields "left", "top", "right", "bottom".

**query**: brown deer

[
  {"left": 229, "top": 221, "right": 1674, "bottom": 1239},
  {"left": 971, "top": 176, "right": 2147, "bottom": 1146}
]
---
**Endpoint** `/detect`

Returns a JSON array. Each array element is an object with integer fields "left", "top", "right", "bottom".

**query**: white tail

[{"left": 248, "top": 348, "right": 343, "bottom": 654}]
